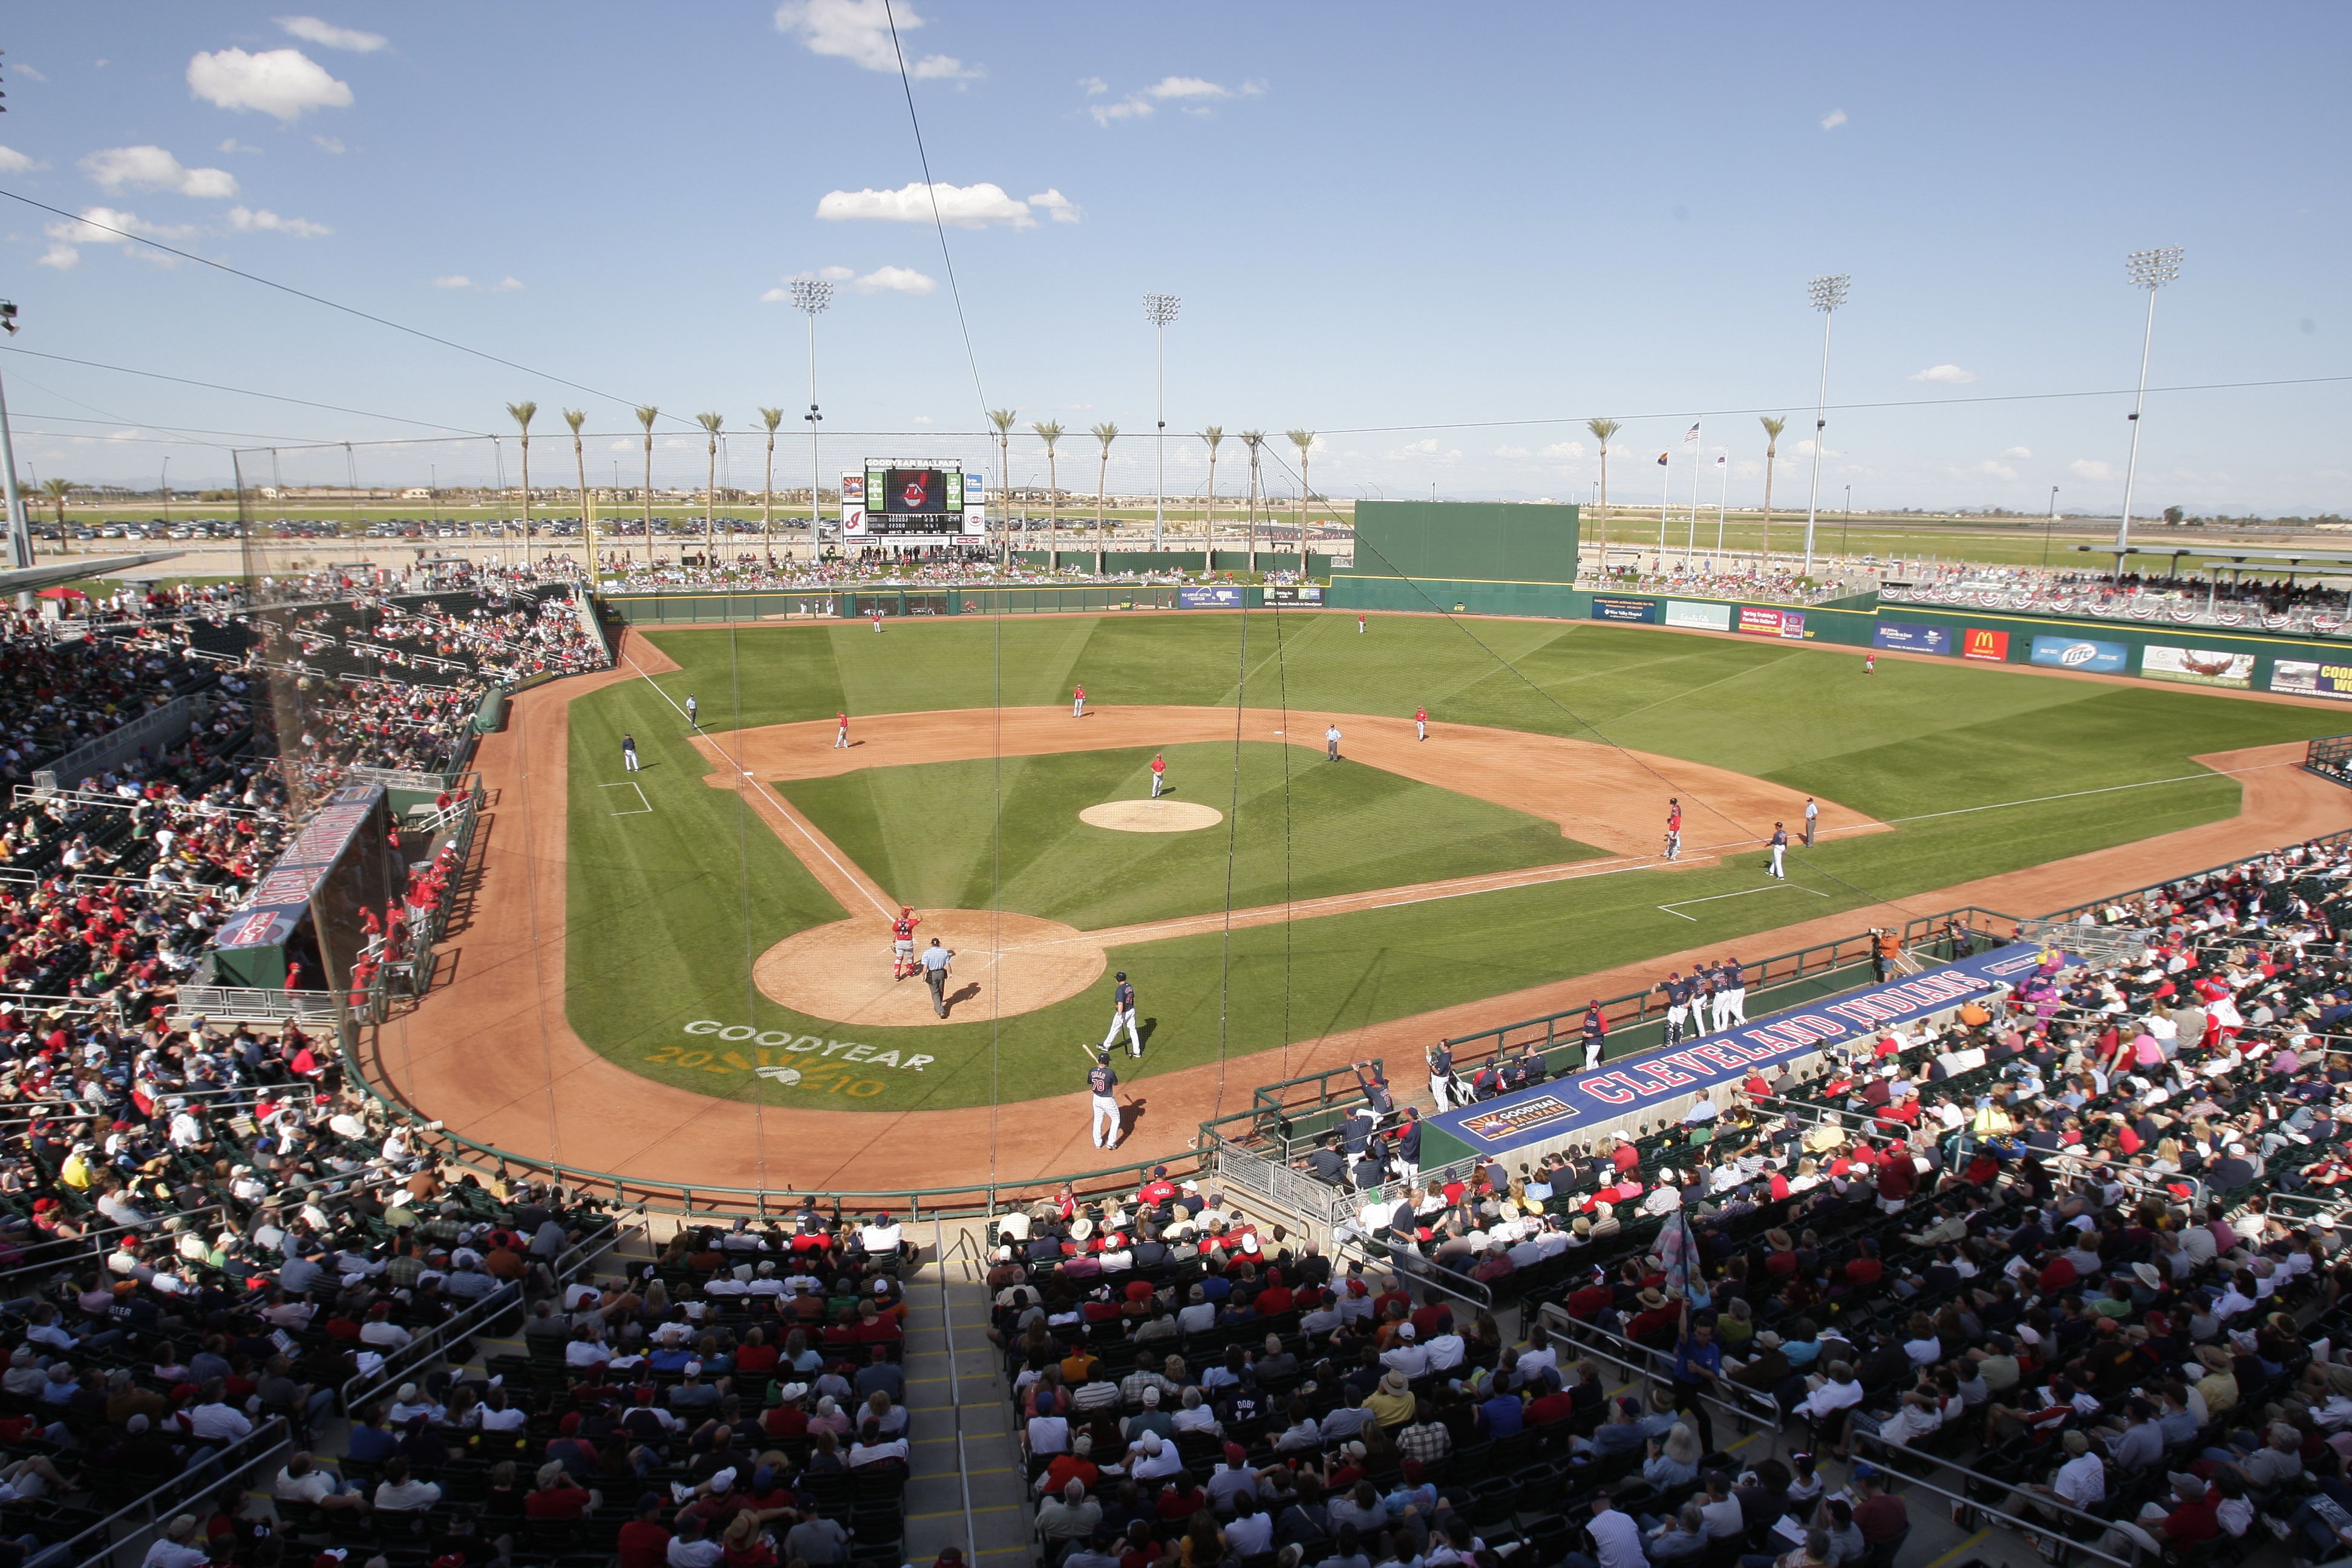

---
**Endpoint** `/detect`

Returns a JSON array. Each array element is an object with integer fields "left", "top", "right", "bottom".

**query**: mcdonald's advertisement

[{"left": 1961, "top": 627, "right": 2010, "bottom": 662}]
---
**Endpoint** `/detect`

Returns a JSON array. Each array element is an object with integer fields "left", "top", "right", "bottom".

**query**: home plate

[{"left": 1080, "top": 800, "right": 1223, "bottom": 832}]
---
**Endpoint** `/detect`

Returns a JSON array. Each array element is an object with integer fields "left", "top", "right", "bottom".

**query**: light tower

[
  {"left": 791, "top": 277, "right": 833, "bottom": 561},
  {"left": 1144, "top": 292, "right": 1180, "bottom": 550},
  {"left": 2114, "top": 246, "right": 2183, "bottom": 568},
  {"left": 1799, "top": 273, "right": 1849, "bottom": 577}
]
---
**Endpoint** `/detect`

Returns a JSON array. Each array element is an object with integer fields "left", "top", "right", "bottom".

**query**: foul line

[
  {"left": 1818, "top": 757, "right": 2302, "bottom": 833},
  {"left": 1657, "top": 883, "right": 1830, "bottom": 922},
  {"left": 617, "top": 646, "right": 895, "bottom": 919},
  {"left": 599, "top": 781, "right": 652, "bottom": 816}
]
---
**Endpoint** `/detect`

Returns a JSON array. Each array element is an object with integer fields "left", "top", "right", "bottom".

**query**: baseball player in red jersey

[
  {"left": 890, "top": 906, "right": 921, "bottom": 979},
  {"left": 1149, "top": 753, "right": 1167, "bottom": 798},
  {"left": 1414, "top": 706, "right": 1428, "bottom": 742},
  {"left": 871, "top": 608, "right": 884, "bottom": 633},
  {"left": 1071, "top": 684, "right": 1086, "bottom": 719},
  {"left": 1665, "top": 797, "right": 1683, "bottom": 861},
  {"left": 1864, "top": 652, "right": 1877, "bottom": 674},
  {"left": 834, "top": 710, "right": 849, "bottom": 750}
]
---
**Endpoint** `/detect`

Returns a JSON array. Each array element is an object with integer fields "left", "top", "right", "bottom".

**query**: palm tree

[
  {"left": 1240, "top": 431, "right": 1266, "bottom": 569},
  {"left": 1585, "top": 418, "right": 1621, "bottom": 575},
  {"left": 1201, "top": 426, "right": 1224, "bottom": 561},
  {"left": 506, "top": 400, "right": 537, "bottom": 567},
  {"left": 634, "top": 406, "right": 659, "bottom": 565},
  {"left": 696, "top": 413, "right": 724, "bottom": 562},
  {"left": 1031, "top": 420, "right": 1064, "bottom": 569},
  {"left": 38, "top": 477, "right": 71, "bottom": 527},
  {"left": 563, "top": 408, "right": 593, "bottom": 580},
  {"left": 1089, "top": 422, "right": 1119, "bottom": 572},
  {"left": 1759, "top": 416, "right": 1788, "bottom": 570},
  {"left": 1285, "top": 430, "right": 1314, "bottom": 575},
  {"left": 987, "top": 408, "right": 1018, "bottom": 560},
  {"left": 757, "top": 408, "right": 785, "bottom": 562}
]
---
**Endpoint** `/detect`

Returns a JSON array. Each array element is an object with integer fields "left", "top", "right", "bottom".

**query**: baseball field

[{"left": 526, "top": 609, "right": 2347, "bottom": 1117}]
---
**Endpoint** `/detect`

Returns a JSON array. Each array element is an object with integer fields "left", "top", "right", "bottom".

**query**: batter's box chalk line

[
  {"left": 599, "top": 781, "right": 653, "bottom": 816},
  {"left": 1656, "top": 882, "right": 1829, "bottom": 921}
]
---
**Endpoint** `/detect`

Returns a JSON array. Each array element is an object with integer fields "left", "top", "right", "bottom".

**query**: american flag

[
  {"left": 1716, "top": 454, "right": 1727, "bottom": 466},
  {"left": 1684, "top": 423, "right": 1700, "bottom": 443}
]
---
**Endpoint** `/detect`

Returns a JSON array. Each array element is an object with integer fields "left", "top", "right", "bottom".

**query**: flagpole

[
  {"left": 1657, "top": 456, "right": 1671, "bottom": 569},
  {"left": 1684, "top": 423, "right": 1702, "bottom": 572},
  {"left": 1715, "top": 452, "right": 1730, "bottom": 563}
]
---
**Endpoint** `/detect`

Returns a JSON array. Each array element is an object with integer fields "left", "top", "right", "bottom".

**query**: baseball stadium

[{"left": 10, "top": 10, "right": 2352, "bottom": 1568}]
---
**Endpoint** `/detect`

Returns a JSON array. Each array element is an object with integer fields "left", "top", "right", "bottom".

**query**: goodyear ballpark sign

[{"left": 1431, "top": 942, "right": 2047, "bottom": 1151}]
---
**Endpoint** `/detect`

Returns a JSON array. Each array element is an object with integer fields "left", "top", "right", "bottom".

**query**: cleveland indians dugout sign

[{"left": 1427, "top": 941, "right": 2048, "bottom": 1156}]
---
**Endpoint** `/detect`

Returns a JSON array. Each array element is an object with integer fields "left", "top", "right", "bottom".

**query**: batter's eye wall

[{"left": 1341, "top": 501, "right": 1581, "bottom": 585}]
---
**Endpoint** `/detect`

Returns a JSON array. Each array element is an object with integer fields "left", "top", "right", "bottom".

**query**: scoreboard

[{"left": 841, "top": 460, "right": 986, "bottom": 542}]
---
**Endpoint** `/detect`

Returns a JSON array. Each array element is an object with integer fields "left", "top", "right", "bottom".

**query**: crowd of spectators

[
  {"left": 1592, "top": 562, "right": 1872, "bottom": 607},
  {"left": 590, "top": 550, "right": 1214, "bottom": 595},
  {"left": 1883, "top": 567, "right": 2352, "bottom": 635}
]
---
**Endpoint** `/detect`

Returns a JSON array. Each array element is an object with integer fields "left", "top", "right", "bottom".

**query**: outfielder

[
  {"left": 1664, "top": 798, "right": 1683, "bottom": 861},
  {"left": 1414, "top": 706, "right": 1428, "bottom": 742},
  {"left": 872, "top": 608, "right": 884, "bottom": 633},
  {"left": 1102, "top": 970, "right": 1142, "bottom": 1057},
  {"left": 834, "top": 710, "right": 850, "bottom": 749},
  {"left": 1149, "top": 754, "right": 1167, "bottom": 799},
  {"left": 1768, "top": 822, "right": 1788, "bottom": 880},
  {"left": 1071, "top": 683, "right": 1086, "bottom": 719},
  {"left": 890, "top": 906, "right": 921, "bottom": 981},
  {"left": 621, "top": 732, "right": 640, "bottom": 773},
  {"left": 1086, "top": 1050, "right": 1122, "bottom": 1148}
]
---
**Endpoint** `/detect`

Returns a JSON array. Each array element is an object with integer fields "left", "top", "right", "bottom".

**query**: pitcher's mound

[
  {"left": 1080, "top": 800, "right": 1223, "bottom": 833},
  {"left": 754, "top": 909, "right": 1103, "bottom": 1027}
]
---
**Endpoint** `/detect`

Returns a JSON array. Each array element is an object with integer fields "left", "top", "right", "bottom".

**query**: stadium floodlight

[
  {"left": 0, "top": 299, "right": 28, "bottom": 571},
  {"left": 791, "top": 279, "right": 833, "bottom": 561},
  {"left": 2114, "top": 246, "right": 2183, "bottom": 569},
  {"left": 1799, "top": 273, "right": 1849, "bottom": 578},
  {"left": 1145, "top": 293, "right": 1181, "bottom": 551}
]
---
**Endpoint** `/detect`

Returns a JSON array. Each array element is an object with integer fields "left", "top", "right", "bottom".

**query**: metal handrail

[
  {"left": 1848, "top": 1427, "right": 2145, "bottom": 1568},
  {"left": 47, "top": 1416, "right": 292, "bottom": 1568},
  {"left": 1338, "top": 1238, "right": 1494, "bottom": 1313},
  {"left": 1535, "top": 1303, "right": 1784, "bottom": 1433},
  {"left": 0, "top": 1165, "right": 396, "bottom": 1285}
]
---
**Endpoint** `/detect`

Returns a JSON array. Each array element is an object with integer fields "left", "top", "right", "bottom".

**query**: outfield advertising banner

[
  {"left": 1961, "top": 627, "right": 2010, "bottom": 662},
  {"left": 1267, "top": 585, "right": 1324, "bottom": 605},
  {"left": 2270, "top": 660, "right": 2352, "bottom": 702},
  {"left": 1736, "top": 607, "right": 1809, "bottom": 639},
  {"left": 1178, "top": 584, "right": 1244, "bottom": 609},
  {"left": 1590, "top": 596, "right": 1660, "bottom": 624},
  {"left": 1873, "top": 621, "right": 1952, "bottom": 655},
  {"left": 1664, "top": 599, "right": 1733, "bottom": 632},
  {"left": 1428, "top": 942, "right": 2049, "bottom": 1152},
  {"left": 2142, "top": 643, "right": 2255, "bottom": 688},
  {"left": 2028, "top": 635, "right": 2128, "bottom": 673}
]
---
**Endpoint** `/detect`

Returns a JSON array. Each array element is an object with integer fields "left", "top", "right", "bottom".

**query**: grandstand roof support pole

[{"left": 0, "top": 351, "right": 30, "bottom": 575}]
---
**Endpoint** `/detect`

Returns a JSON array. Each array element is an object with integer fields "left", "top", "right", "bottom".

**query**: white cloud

[
  {"left": 0, "top": 146, "right": 44, "bottom": 175},
  {"left": 1540, "top": 440, "right": 1586, "bottom": 460},
  {"left": 911, "top": 414, "right": 934, "bottom": 425},
  {"left": 1909, "top": 363, "right": 1976, "bottom": 384},
  {"left": 816, "top": 180, "right": 1073, "bottom": 229},
  {"left": 38, "top": 205, "right": 195, "bottom": 269},
  {"left": 1078, "top": 76, "right": 1108, "bottom": 96},
  {"left": 1792, "top": 439, "right": 1841, "bottom": 459},
  {"left": 1089, "top": 98, "right": 1152, "bottom": 125},
  {"left": 81, "top": 145, "right": 238, "bottom": 199},
  {"left": 853, "top": 264, "right": 935, "bottom": 295},
  {"left": 228, "top": 204, "right": 330, "bottom": 237},
  {"left": 2069, "top": 459, "right": 2113, "bottom": 481},
  {"left": 217, "top": 139, "right": 263, "bottom": 155},
  {"left": 759, "top": 286, "right": 791, "bottom": 302},
  {"left": 11, "top": 64, "right": 47, "bottom": 83},
  {"left": 1820, "top": 108, "right": 1847, "bottom": 131},
  {"left": 312, "top": 134, "right": 346, "bottom": 154},
  {"left": 2002, "top": 446, "right": 2033, "bottom": 460},
  {"left": 773, "top": 0, "right": 975, "bottom": 80},
  {"left": 1493, "top": 445, "right": 1531, "bottom": 459},
  {"left": 1145, "top": 75, "right": 1231, "bottom": 102},
  {"left": 276, "top": 16, "right": 388, "bottom": 52},
  {"left": 431, "top": 274, "right": 521, "bottom": 292},
  {"left": 1974, "top": 460, "right": 2019, "bottom": 481},
  {"left": 817, "top": 264, "right": 854, "bottom": 280},
  {"left": 186, "top": 47, "right": 353, "bottom": 120}
]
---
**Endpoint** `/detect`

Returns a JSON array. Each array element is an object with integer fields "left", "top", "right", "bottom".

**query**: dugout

[
  {"left": 201, "top": 782, "right": 405, "bottom": 991},
  {"left": 1326, "top": 500, "right": 1580, "bottom": 616}
]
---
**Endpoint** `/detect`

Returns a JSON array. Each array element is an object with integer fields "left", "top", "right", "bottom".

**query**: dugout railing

[{"left": 2308, "top": 733, "right": 2352, "bottom": 787}]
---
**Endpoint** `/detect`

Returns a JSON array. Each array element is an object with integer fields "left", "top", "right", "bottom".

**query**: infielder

[
  {"left": 1803, "top": 795, "right": 1820, "bottom": 847},
  {"left": 1325, "top": 723, "right": 1343, "bottom": 761},
  {"left": 1414, "top": 706, "right": 1428, "bottom": 742},
  {"left": 1071, "top": 683, "right": 1086, "bottom": 719},
  {"left": 685, "top": 693, "right": 699, "bottom": 728},
  {"left": 1664, "top": 798, "right": 1683, "bottom": 861},
  {"left": 1768, "top": 822, "right": 1788, "bottom": 879},
  {"left": 890, "top": 906, "right": 921, "bottom": 981},
  {"left": 1149, "top": 754, "right": 1167, "bottom": 799},
  {"left": 1086, "top": 1050, "right": 1122, "bottom": 1148},
  {"left": 834, "top": 710, "right": 850, "bottom": 749},
  {"left": 1102, "top": 970, "right": 1142, "bottom": 1057},
  {"left": 621, "top": 732, "right": 640, "bottom": 773}
]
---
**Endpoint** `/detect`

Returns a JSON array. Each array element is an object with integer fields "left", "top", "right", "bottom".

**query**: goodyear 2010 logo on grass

[{"left": 644, "top": 1022, "right": 935, "bottom": 1098}]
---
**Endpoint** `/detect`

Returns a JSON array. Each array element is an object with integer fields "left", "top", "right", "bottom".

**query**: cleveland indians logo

[{"left": 900, "top": 476, "right": 932, "bottom": 509}]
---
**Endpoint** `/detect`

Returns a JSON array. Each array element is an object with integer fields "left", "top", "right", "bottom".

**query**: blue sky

[{"left": 1, "top": 2, "right": 2346, "bottom": 515}]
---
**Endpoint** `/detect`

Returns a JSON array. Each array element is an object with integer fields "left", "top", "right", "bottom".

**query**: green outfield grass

[
  {"left": 774, "top": 741, "right": 1601, "bottom": 930},
  {"left": 558, "top": 612, "right": 2347, "bottom": 1112}
]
